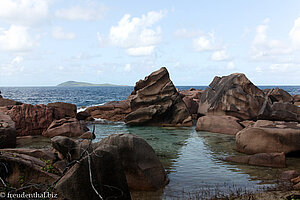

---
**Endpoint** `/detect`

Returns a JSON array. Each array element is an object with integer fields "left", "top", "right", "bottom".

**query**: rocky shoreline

[{"left": 1, "top": 67, "right": 300, "bottom": 199}]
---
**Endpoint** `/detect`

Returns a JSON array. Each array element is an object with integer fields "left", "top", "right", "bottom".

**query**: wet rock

[
  {"left": 99, "top": 133, "right": 169, "bottom": 191},
  {"left": 54, "top": 144, "right": 131, "bottom": 200},
  {"left": 236, "top": 121, "right": 300, "bottom": 154},
  {"left": 76, "top": 110, "right": 92, "bottom": 121},
  {"left": 198, "top": 73, "right": 265, "bottom": 120},
  {"left": 47, "top": 102, "right": 77, "bottom": 118},
  {"left": 0, "top": 113, "right": 16, "bottom": 148},
  {"left": 225, "top": 152, "right": 286, "bottom": 168},
  {"left": 125, "top": 67, "right": 192, "bottom": 126},
  {"left": 86, "top": 100, "right": 131, "bottom": 121},
  {"left": 42, "top": 118, "right": 87, "bottom": 138},
  {"left": 195, "top": 115, "right": 243, "bottom": 135}
]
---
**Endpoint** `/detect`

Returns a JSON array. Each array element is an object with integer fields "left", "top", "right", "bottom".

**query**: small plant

[
  {"left": 18, "top": 175, "right": 24, "bottom": 187},
  {"left": 40, "top": 159, "right": 57, "bottom": 174}
]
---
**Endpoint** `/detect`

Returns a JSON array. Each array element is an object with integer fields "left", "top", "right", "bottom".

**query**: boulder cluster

[{"left": 0, "top": 67, "right": 300, "bottom": 197}]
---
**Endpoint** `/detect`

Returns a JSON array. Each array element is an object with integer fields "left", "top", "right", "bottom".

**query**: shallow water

[{"left": 88, "top": 121, "right": 300, "bottom": 199}]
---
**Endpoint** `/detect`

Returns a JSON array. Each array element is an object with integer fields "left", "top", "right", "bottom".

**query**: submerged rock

[
  {"left": 225, "top": 152, "right": 286, "bottom": 168},
  {"left": 198, "top": 73, "right": 265, "bottom": 120},
  {"left": 125, "top": 67, "right": 192, "bottom": 126},
  {"left": 236, "top": 120, "right": 300, "bottom": 154},
  {"left": 100, "top": 133, "right": 169, "bottom": 191},
  {"left": 0, "top": 113, "right": 16, "bottom": 148},
  {"left": 196, "top": 115, "right": 243, "bottom": 135},
  {"left": 42, "top": 118, "right": 87, "bottom": 138}
]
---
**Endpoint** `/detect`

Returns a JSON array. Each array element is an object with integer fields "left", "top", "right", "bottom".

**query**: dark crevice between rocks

[{"left": 286, "top": 150, "right": 300, "bottom": 158}]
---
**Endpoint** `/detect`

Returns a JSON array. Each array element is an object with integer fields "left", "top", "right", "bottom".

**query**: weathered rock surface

[
  {"left": 280, "top": 170, "right": 300, "bottom": 180},
  {"left": 0, "top": 113, "right": 16, "bottom": 148},
  {"left": 179, "top": 88, "right": 203, "bottom": 118},
  {"left": 266, "top": 87, "right": 294, "bottom": 103},
  {"left": 0, "top": 152, "right": 59, "bottom": 189},
  {"left": 196, "top": 115, "right": 243, "bottom": 135},
  {"left": 4, "top": 104, "right": 64, "bottom": 136},
  {"left": 225, "top": 152, "right": 286, "bottom": 168},
  {"left": 42, "top": 118, "right": 87, "bottom": 138},
  {"left": 124, "top": 67, "right": 192, "bottom": 126},
  {"left": 54, "top": 144, "right": 131, "bottom": 200},
  {"left": 0, "top": 148, "right": 56, "bottom": 161},
  {"left": 47, "top": 102, "right": 77, "bottom": 118},
  {"left": 198, "top": 73, "right": 265, "bottom": 120},
  {"left": 0, "top": 97, "right": 22, "bottom": 107},
  {"left": 76, "top": 110, "right": 92, "bottom": 121},
  {"left": 258, "top": 101, "right": 300, "bottom": 122},
  {"left": 100, "top": 133, "right": 169, "bottom": 191},
  {"left": 293, "top": 95, "right": 300, "bottom": 106},
  {"left": 236, "top": 120, "right": 300, "bottom": 154},
  {"left": 86, "top": 100, "right": 131, "bottom": 121}
]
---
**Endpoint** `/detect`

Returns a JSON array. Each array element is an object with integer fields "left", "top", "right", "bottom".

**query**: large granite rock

[
  {"left": 124, "top": 67, "right": 192, "bottom": 126},
  {"left": 196, "top": 115, "right": 243, "bottom": 135},
  {"left": 293, "top": 95, "right": 300, "bottom": 106},
  {"left": 47, "top": 102, "right": 77, "bottom": 118},
  {"left": 225, "top": 152, "right": 286, "bottom": 168},
  {"left": 0, "top": 113, "right": 16, "bottom": 148},
  {"left": 258, "top": 101, "right": 300, "bottom": 122},
  {"left": 0, "top": 152, "right": 59, "bottom": 189},
  {"left": 198, "top": 73, "right": 265, "bottom": 120},
  {"left": 266, "top": 87, "right": 294, "bottom": 103},
  {"left": 100, "top": 133, "right": 169, "bottom": 191},
  {"left": 42, "top": 118, "right": 87, "bottom": 138},
  {"left": 236, "top": 120, "right": 300, "bottom": 154},
  {"left": 54, "top": 144, "right": 131, "bottom": 200},
  {"left": 86, "top": 100, "right": 131, "bottom": 121},
  {"left": 4, "top": 104, "right": 64, "bottom": 136}
]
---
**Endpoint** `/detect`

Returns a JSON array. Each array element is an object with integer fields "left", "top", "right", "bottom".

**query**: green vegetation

[
  {"left": 40, "top": 159, "right": 57, "bottom": 174},
  {"left": 18, "top": 175, "right": 24, "bottom": 187},
  {"left": 57, "top": 81, "right": 127, "bottom": 87}
]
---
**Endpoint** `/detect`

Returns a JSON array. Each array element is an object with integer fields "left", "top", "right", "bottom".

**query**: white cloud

[
  {"left": 251, "top": 22, "right": 291, "bottom": 60},
  {"left": 174, "top": 28, "right": 203, "bottom": 38},
  {"left": 52, "top": 26, "right": 75, "bottom": 40},
  {"left": 193, "top": 32, "right": 224, "bottom": 52},
  {"left": 0, "top": 0, "right": 50, "bottom": 26},
  {"left": 124, "top": 64, "right": 132, "bottom": 72},
  {"left": 211, "top": 50, "right": 230, "bottom": 61},
  {"left": 255, "top": 66, "right": 263, "bottom": 73},
  {"left": 0, "top": 25, "right": 35, "bottom": 51},
  {"left": 126, "top": 46, "right": 155, "bottom": 56},
  {"left": 55, "top": 2, "right": 107, "bottom": 21},
  {"left": 289, "top": 16, "right": 300, "bottom": 48},
  {"left": 227, "top": 61, "right": 235, "bottom": 70},
  {"left": 0, "top": 56, "right": 25, "bottom": 76},
  {"left": 106, "top": 10, "right": 166, "bottom": 56},
  {"left": 11, "top": 56, "right": 23, "bottom": 64}
]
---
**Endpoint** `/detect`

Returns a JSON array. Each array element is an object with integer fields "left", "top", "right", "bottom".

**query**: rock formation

[
  {"left": 236, "top": 120, "right": 300, "bottom": 154},
  {"left": 47, "top": 102, "right": 77, "bottom": 118},
  {"left": 196, "top": 115, "right": 243, "bottom": 135},
  {"left": 225, "top": 152, "right": 286, "bottom": 168},
  {"left": 0, "top": 113, "right": 16, "bottom": 148},
  {"left": 100, "top": 133, "right": 169, "bottom": 191},
  {"left": 198, "top": 73, "right": 265, "bottom": 120},
  {"left": 42, "top": 118, "right": 87, "bottom": 138},
  {"left": 86, "top": 100, "right": 131, "bottom": 121},
  {"left": 125, "top": 67, "right": 192, "bottom": 126}
]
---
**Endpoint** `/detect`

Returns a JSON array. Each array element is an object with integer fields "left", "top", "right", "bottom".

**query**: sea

[{"left": 0, "top": 85, "right": 300, "bottom": 199}]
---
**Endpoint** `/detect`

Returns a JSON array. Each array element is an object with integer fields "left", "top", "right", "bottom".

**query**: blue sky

[{"left": 0, "top": 0, "right": 300, "bottom": 86}]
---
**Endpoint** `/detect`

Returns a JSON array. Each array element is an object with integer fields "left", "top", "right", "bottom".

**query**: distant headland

[{"left": 56, "top": 81, "right": 127, "bottom": 87}]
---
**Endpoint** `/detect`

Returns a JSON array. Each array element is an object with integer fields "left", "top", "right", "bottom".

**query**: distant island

[{"left": 57, "top": 81, "right": 127, "bottom": 87}]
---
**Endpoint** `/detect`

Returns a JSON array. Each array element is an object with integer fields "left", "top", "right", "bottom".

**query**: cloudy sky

[{"left": 0, "top": 0, "right": 300, "bottom": 86}]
